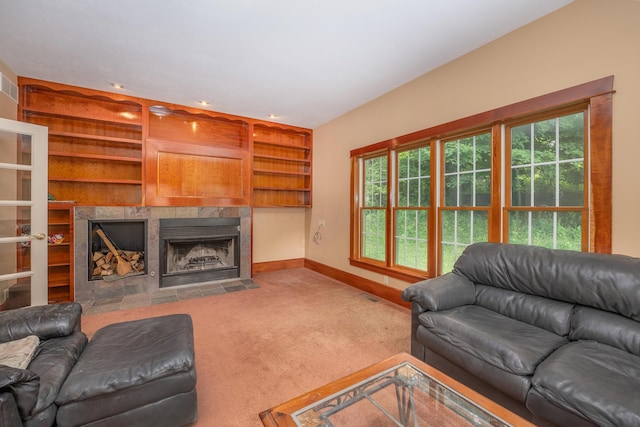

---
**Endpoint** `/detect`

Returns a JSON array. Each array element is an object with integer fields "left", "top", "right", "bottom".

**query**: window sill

[{"left": 349, "top": 258, "right": 431, "bottom": 283}]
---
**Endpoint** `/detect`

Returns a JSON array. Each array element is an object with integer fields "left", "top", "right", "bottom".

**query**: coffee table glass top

[{"left": 291, "top": 361, "right": 512, "bottom": 427}]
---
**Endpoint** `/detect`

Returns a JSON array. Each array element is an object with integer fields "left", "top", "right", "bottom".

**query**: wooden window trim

[{"left": 350, "top": 76, "right": 614, "bottom": 282}]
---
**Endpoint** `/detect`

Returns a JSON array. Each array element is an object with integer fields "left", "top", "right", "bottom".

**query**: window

[
  {"left": 361, "top": 155, "right": 387, "bottom": 262},
  {"left": 506, "top": 110, "right": 586, "bottom": 251},
  {"left": 350, "top": 77, "right": 613, "bottom": 281},
  {"left": 440, "top": 132, "right": 492, "bottom": 273},
  {"left": 395, "top": 146, "right": 431, "bottom": 271}
]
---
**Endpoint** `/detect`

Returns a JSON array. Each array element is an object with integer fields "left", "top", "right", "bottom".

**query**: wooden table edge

[{"left": 259, "top": 352, "right": 535, "bottom": 427}]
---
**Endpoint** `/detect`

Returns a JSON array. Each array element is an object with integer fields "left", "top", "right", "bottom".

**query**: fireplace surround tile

[{"left": 75, "top": 206, "right": 251, "bottom": 310}]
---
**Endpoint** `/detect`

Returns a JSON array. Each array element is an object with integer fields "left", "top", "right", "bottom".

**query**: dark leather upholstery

[
  {"left": 0, "top": 303, "right": 82, "bottom": 342},
  {"left": 0, "top": 392, "right": 21, "bottom": 427},
  {"left": 56, "top": 314, "right": 197, "bottom": 427},
  {"left": 402, "top": 242, "right": 640, "bottom": 427},
  {"left": 0, "top": 303, "right": 85, "bottom": 427},
  {"left": 0, "top": 304, "right": 197, "bottom": 427},
  {"left": 531, "top": 341, "right": 640, "bottom": 427}
]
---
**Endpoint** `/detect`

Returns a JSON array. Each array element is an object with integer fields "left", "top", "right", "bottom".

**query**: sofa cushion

[
  {"left": 0, "top": 366, "right": 39, "bottom": 419},
  {"left": 0, "top": 335, "right": 39, "bottom": 369},
  {"left": 26, "top": 331, "right": 87, "bottom": 417},
  {"left": 570, "top": 306, "right": 640, "bottom": 356},
  {"left": 453, "top": 243, "right": 640, "bottom": 320},
  {"left": 475, "top": 285, "right": 573, "bottom": 336},
  {"left": 419, "top": 305, "right": 568, "bottom": 375},
  {"left": 531, "top": 341, "right": 640, "bottom": 427},
  {"left": 0, "top": 303, "right": 82, "bottom": 342}
]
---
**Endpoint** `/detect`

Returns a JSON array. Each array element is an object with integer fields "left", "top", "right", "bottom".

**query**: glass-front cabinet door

[{"left": 0, "top": 118, "right": 48, "bottom": 309}]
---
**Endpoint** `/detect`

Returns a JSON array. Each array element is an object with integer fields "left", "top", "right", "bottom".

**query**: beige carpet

[{"left": 81, "top": 268, "right": 411, "bottom": 426}]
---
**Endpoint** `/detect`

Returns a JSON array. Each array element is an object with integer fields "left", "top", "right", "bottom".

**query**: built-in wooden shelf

[
  {"left": 20, "top": 81, "right": 144, "bottom": 206},
  {"left": 252, "top": 124, "right": 312, "bottom": 207},
  {"left": 19, "top": 77, "right": 313, "bottom": 208},
  {"left": 47, "top": 202, "right": 75, "bottom": 303}
]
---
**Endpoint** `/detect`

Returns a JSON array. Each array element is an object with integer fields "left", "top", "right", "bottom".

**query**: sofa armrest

[
  {"left": 0, "top": 391, "right": 22, "bottom": 427},
  {"left": 0, "top": 366, "right": 39, "bottom": 419},
  {"left": 401, "top": 272, "right": 476, "bottom": 312},
  {"left": 0, "top": 302, "right": 82, "bottom": 343}
]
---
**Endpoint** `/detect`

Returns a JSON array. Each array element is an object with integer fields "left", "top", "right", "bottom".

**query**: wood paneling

[
  {"left": 19, "top": 77, "right": 313, "bottom": 208},
  {"left": 146, "top": 138, "right": 251, "bottom": 206},
  {"left": 157, "top": 152, "right": 244, "bottom": 199}
]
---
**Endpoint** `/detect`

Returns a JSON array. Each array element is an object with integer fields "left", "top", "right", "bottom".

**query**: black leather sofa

[
  {"left": 402, "top": 242, "right": 640, "bottom": 427},
  {"left": 0, "top": 303, "right": 197, "bottom": 427}
]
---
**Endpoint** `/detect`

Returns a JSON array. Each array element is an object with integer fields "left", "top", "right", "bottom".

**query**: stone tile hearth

[{"left": 83, "top": 278, "right": 259, "bottom": 315}]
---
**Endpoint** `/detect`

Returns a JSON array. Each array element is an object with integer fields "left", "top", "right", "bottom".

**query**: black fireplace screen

[
  {"left": 159, "top": 218, "right": 240, "bottom": 287},
  {"left": 166, "top": 239, "right": 234, "bottom": 274}
]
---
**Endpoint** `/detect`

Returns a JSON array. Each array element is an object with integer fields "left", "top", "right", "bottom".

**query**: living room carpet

[{"left": 81, "top": 268, "right": 411, "bottom": 426}]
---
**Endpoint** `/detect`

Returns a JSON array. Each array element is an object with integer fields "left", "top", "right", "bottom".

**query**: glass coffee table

[{"left": 260, "top": 353, "right": 534, "bottom": 427}]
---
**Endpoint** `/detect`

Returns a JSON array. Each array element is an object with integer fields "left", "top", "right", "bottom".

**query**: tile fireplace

[{"left": 74, "top": 206, "right": 251, "bottom": 307}]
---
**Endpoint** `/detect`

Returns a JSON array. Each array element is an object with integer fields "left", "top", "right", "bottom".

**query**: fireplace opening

[
  {"left": 160, "top": 218, "right": 240, "bottom": 287},
  {"left": 88, "top": 220, "right": 147, "bottom": 281}
]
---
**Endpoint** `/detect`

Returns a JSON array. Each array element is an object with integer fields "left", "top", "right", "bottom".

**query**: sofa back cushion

[
  {"left": 454, "top": 243, "right": 640, "bottom": 321},
  {"left": 475, "top": 285, "right": 573, "bottom": 336},
  {"left": 0, "top": 303, "right": 82, "bottom": 342},
  {"left": 570, "top": 306, "right": 640, "bottom": 356}
]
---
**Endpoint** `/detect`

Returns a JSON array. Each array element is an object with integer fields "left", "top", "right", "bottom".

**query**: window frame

[{"left": 350, "top": 76, "right": 613, "bottom": 281}]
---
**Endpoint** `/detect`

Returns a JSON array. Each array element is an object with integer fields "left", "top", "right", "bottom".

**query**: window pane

[
  {"left": 559, "top": 161, "right": 584, "bottom": 206},
  {"left": 443, "top": 133, "right": 491, "bottom": 208},
  {"left": 395, "top": 209, "right": 427, "bottom": 270},
  {"left": 533, "top": 119, "right": 557, "bottom": 164},
  {"left": 534, "top": 164, "right": 556, "bottom": 206},
  {"left": 458, "top": 173, "right": 473, "bottom": 206},
  {"left": 510, "top": 112, "right": 585, "bottom": 209},
  {"left": 398, "top": 147, "right": 430, "bottom": 208},
  {"left": 364, "top": 156, "right": 387, "bottom": 207},
  {"left": 441, "top": 209, "right": 488, "bottom": 273},
  {"left": 475, "top": 133, "right": 492, "bottom": 170},
  {"left": 362, "top": 209, "right": 386, "bottom": 261},
  {"left": 510, "top": 124, "right": 531, "bottom": 167},
  {"left": 511, "top": 166, "right": 532, "bottom": 206},
  {"left": 475, "top": 171, "right": 491, "bottom": 206},
  {"left": 508, "top": 210, "right": 582, "bottom": 250},
  {"left": 458, "top": 137, "right": 474, "bottom": 172},
  {"left": 444, "top": 175, "right": 458, "bottom": 206},
  {"left": 559, "top": 113, "right": 585, "bottom": 161}
]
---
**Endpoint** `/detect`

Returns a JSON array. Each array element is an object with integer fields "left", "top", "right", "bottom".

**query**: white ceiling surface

[{"left": 0, "top": 0, "right": 572, "bottom": 129}]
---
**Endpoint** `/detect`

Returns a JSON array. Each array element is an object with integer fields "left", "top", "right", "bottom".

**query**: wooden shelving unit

[
  {"left": 18, "top": 78, "right": 313, "bottom": 208},
  {"left": 252, "top": 124, "right": 312, "bottom": 207},
  {"left": 20, "top": 83, "right": 143, "bottom": 206},
  {"left": 48, "top": 202, "right": 74, "bottom": 303}
]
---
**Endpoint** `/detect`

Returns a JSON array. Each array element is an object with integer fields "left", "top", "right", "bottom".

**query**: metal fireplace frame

[
  {"left": 159, "top": 217, "right": 241, "bottom": 288},
  {"left": 87, "top": 219, "right": 148, "bottom": 281}
]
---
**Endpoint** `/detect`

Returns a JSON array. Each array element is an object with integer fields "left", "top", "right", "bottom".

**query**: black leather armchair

[
  {"left": 0, "top": 303, "right": 197, "bottom": 427},
  {"left": 0, "top": 303, "right": 86, "bottom": 427}
]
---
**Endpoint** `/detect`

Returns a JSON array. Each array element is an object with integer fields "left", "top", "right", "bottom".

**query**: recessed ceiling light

[
  {"left": 268, "top": 114, "right": 278, "bottom": 119},
  {"left": 198, "top": 100, "right": 210, "bottom": 106},
  {"left": 110, "top": 83, "right": 124, "bottom": 89}
]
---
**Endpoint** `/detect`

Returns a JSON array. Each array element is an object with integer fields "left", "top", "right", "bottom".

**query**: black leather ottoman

[{"left": 55, "top": 314, "right": 197, "bottom": 427}]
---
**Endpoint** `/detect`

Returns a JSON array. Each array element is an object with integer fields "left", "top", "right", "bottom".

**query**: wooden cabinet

[
  {"left": 252, "top": 124, "right": 312, "bottom": 207},
  {"left": 48, "top": 202, "right": 74, "bottom": 303},
  {"left": 20, "top": 81, "right": 143, "bottom": 205},
  {"left": 145, "top": 106, "right": 252, "bottom": 206},
  {"left": 18, "top": 78, "right": 313, "bottom": 208}
]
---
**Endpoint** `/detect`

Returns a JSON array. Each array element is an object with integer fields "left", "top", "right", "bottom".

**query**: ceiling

[{"left": 0, "top": 0, "right": 572, "bottom": 129}]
